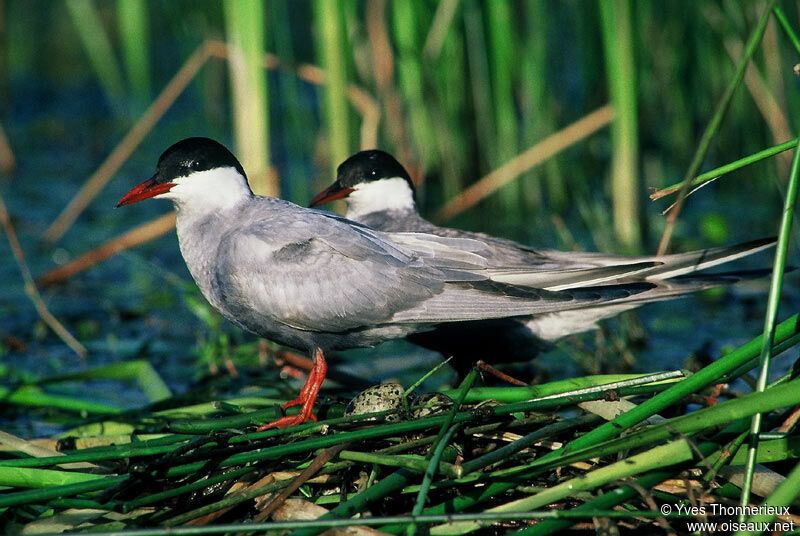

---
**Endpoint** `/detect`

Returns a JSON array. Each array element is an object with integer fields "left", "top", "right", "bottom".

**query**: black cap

[
  {"left": 335, "top": 150, "right": 414, "bottom": 191},
  {"left": 153, "top": 137, "right": 246, "bottom": 184}
]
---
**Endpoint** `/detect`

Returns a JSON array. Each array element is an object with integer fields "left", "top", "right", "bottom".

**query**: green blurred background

[
  {"left": 1, "top": 1, "right": 798, "bottom": 423},
  {"left": 3, "top": 0, "right": 796, "bottom": 248}
]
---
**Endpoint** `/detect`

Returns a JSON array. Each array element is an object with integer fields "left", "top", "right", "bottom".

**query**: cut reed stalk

[
  {"left": 224, "top": 0, "right": 273, "bottom": 196},
  {"left": 313, "top": 0, "right": 350, "bottom": 177},
  {"left": 116, "top": 0, "right": 152, "bottom": 107},
  {"left": 65, "top": 0, "right": 126, "bottom": 110},
  {"left": 392, "top": 0, "right": 437, "bottom": 169},
  {"left": 486, "top": 0, "right": 522, "bottom": 223},
  {"left": 600, "top": 0, "right": 641, "bottom": 251},
  {"left": 43, "top": 40, "right": 217, "bottom": 245}
]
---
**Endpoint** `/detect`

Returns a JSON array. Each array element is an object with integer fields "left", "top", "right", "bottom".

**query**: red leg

[
  {"left": 257, "top": 349, "right": 327, "bottom": 430},
  {"left": 281, "top": 365, "right": 318, "bottom": 410}
]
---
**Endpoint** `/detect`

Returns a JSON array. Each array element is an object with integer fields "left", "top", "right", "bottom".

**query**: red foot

[{"left": 258, "top": 349, "right": 327, "bottom": 431}]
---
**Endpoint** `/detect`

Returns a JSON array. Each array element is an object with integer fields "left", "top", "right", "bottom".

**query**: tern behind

[{"left": 310, "top": 149, "right": 775, "bottom": 373}]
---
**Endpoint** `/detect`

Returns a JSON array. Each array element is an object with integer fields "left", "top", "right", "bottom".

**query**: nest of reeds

[{"left": 2, "top": 340, "right": 800, "bottom": 535}]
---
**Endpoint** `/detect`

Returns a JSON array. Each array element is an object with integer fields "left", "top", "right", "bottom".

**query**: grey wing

[
  {"left": 390, "top": 279, "right": 655, "bottom": 323},
  {"left": 538, "top": 237, "right": 775, "bottom": 280},
  {"left": 212, "top": 212, "right": 666, "bottom": 332},
  {"left": 213, "top": 221, "right": 451, "bottom": 332},
  {"left": 483, "top": 237, "right": 775, "bottom": 289},
  {"left": 386, "top": 232, "right": 669, "bottom": 288}
]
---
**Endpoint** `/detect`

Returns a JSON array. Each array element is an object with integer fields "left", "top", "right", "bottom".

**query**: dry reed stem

[
  {"left": 185, "top": 473, "right": 277, "bottom": 526},
  {"left": 366, "top": 0, "right": 419, "bottom": 180},
  {"left": 253, "top": 444, "right": 347, "bottom": 521},
  {"left": 433, "top": 105, "right": 615, "bottom": 223},
  {"left": 0, "top": 122, "right": 16, "bottom": 175},
  {"left": 218, "top": 43, "right": 381, "bottom": 149},
  {"left": 275, "top": 350, "right": 315, "bottom": 372},
  {"left": 649, "top": 36, "right": 793, "bottom": 203},
  {"left": 649, "top": 172, "right": 720, "bottom": 202},
  {"left": 0, "top": 192, "right": 86, "bottom": 358},
  {"left": 0, "top": 430, "right": 97, "bottom": 470},
  {"left": 367, "top": 0, "right": 394, "bottom": 91},
  {"left": 37, "top": 213, "right": 176, "bottom": 286},
  {"left": 43, "top": 40, "right": 216, "bottom": 246},
  {"left": 38, "top": 40, "right": 379, "bottom": 284},
  {"left": 704, "top": 4, "right": 791, "bottom": 171},
  {"left": 724, "top": 38, "right": 792, "bottom": 171},
  {"left": 290, "top": 61, "right": 380, "bottom": 149},
  {"left": 656, "top": 1, "right": 778, "bottom": 256},
  {"left": 475, "top": 360, "right": 527, "bottom": 386},
  {"left": 777, "top": 406, "right": 800, "bottom": 433},
  {"left": 424, "top": 0, "right": 461, "bottom": 60}
]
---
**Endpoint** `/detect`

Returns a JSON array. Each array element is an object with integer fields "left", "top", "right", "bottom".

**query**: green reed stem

[
  {"left": 652, "top": 137, "right": 798, "bottom": 200},
  {"left": 407, "top": 369, "right": 477, "bottom": 535},
  {"left": 462, "top": 0, "right": 494, "bottom": 169},
  {"left": 739, "top": 138, "right": 800, "bottom": 518},
  {"left": 441, "top": 371, "right": 683, "bottom": 403},
  {"left": 600, "top": 0, "right": 641, "bottom": 251},
  {"left": 116, "top": 0, "right": 151, "bottom": 107},
  {"left": 314, "top": 0, "right": 350, "bottom": 177},
  {"left": 378, "top": 319, "right": 800, "bottom": 527},
  {"left": 338, "top": 451, "right": 459, "bottom": 479},
  {"left": 0, "top": 385, "right": 121, "bottom": 415},
  {"left": 223, "top": 0, "right": 272, "bottom": 196},
  {"left": 459, "top": 414, "right": 597, "bottom": 476},
  {"left": 65, "top": 0, "right": 126, "bottom": 109},
  {"left": 41, "top": 360, "right": 171, "bottom": 403},
  {"left": 486, "top": 0, "right": 521, "bottom": 222},
  {"left": 392, "top": 0, "right": 437, "bottom": 168},
  {"left": 520, "top": 0, "right": 561, "bottom": 210},
  {"left": 658, "top": 0, "right": 778, "bottom": 254},
  {"left": 540, "top": 313, "right": 799, "bottom": 463},
  {"left": 738, "top": 459, "right": 800, "bottom": 533},
  {"left": 270, "top": 0, "right": 312, "bottom": 205},
  {"left": 516, "top": 440, "right": 721, "bottom": 536},
  {"left": 291, "top": 382, "right": 667, "bottom": 536},
  {"left": 125, "top": 465, "right": 254, "bottom": 510},
  {"left": 773, "top": 7, "right": 800, "bottom": 55},
  {"left": 407, "top": 424, "right": 462, "bottom": 536},
  {"left": 525, "top": 379, "right": 800, "bottom": 473}
]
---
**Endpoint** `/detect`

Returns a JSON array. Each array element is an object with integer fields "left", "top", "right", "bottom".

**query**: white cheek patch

[
  {"left": 347, "top": 177, "right": 415, "bottom": 219},
  {"left": 161, "top": 167, "right": 252, "bottom": 210}
]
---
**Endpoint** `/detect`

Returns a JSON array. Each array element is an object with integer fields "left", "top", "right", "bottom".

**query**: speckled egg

[
  {"left": 412, "top": 392, "right": 454, "bottom": 418},
  {"left": 345, "top": 383, "right": 406, "bottom": 421}
]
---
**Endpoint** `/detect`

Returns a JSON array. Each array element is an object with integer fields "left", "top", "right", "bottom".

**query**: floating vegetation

[{"left": 2, "top": 323, "right": 800, "bottom": 533}]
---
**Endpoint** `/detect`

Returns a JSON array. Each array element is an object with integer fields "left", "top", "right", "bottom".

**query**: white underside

[{"left": 524, "top": 303, "right": 639, "bottom": 341}]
